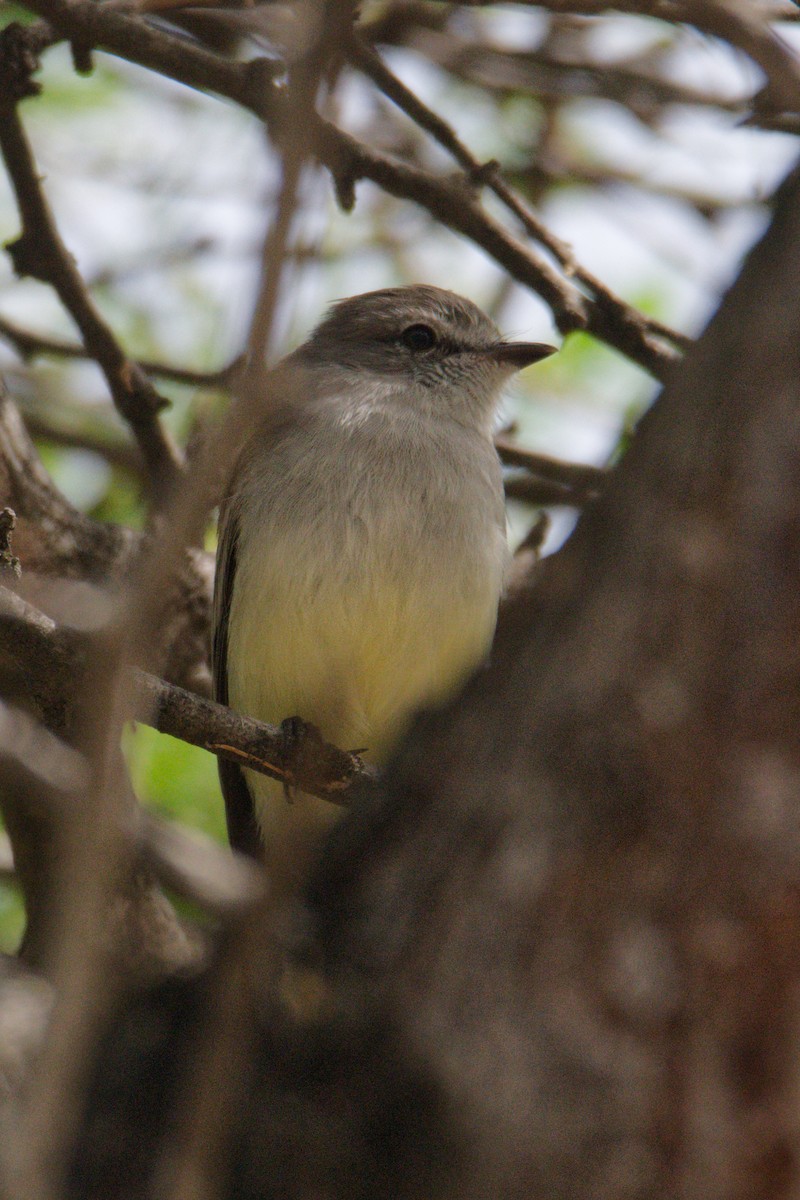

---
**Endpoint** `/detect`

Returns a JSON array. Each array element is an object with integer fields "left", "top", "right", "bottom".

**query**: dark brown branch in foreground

[
  {"left": 297, "top": 158, "right": 800, "bottom": 1200},
  {"left": 0, "top": 86, "right": 183, "bottom": 505},
  {"left": 136, "top": 670, "right": 376, "bottom": 806},
  {"left": 0, "top": 803, "right": 262, "bottom": 924}
]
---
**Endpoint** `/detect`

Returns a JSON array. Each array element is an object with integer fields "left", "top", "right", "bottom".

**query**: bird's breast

[{"left": 227, "top": 406, "right": 507, "bottom": 761}]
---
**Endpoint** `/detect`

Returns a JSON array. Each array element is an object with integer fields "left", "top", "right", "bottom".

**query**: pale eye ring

[{"left": 400, "top": 323, "right": 436, "bottom": 352}]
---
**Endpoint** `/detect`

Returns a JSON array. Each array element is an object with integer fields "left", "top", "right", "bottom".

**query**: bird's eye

[{"left": 400, "top": 323, "right": 436, "bottom": 352}]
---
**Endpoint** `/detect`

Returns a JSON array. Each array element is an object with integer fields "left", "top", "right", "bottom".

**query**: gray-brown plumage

[{"left": 212, "top": 285, "right": 554, "bottom": 891}]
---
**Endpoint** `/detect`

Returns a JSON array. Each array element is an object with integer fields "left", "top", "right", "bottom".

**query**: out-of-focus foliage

[
  {"left": 123, "top": 724, "right": 226, "bottom": 844},
  {"left": 0, "top": 881, "right": 24, "bottom": 953}
]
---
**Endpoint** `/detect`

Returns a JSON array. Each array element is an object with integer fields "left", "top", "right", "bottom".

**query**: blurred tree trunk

[{"left": 310, "top": 159, "right": 800, "bottom": 1200}]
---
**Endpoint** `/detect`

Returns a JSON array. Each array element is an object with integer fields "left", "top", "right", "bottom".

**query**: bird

[{"left": 212, "top": 284, "right": 555, "bottom": 894}]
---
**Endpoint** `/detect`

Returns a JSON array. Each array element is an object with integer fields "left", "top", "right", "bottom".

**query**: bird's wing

[{"left": 212, "top": 492, "right": 264, "bottom": 860}]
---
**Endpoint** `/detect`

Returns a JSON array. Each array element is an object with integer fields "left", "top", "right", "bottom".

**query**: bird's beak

[{"left": 488, "top": 341, "right": 557, "bottom": 370}]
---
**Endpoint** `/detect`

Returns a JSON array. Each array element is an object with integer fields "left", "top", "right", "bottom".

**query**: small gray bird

[{"left": 213, "top": 285, "right": 554, "bottom": 892}]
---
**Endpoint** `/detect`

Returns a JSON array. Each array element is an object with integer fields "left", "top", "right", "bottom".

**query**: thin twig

[
  {"left": 135, "top": 669, "right": 376, "bottom": 804},
  {"left": 496, "top": 435, "right": 607, "bottom": 492},
  {"left": 19, "top": 411, "right": 146, "bottom": 478},
  {"left": 0, "top": 312, "right": 244, "bottom": 388},
  {"left": 473, "top": 0, "right": 800, "bottom": 21},
  {"left": 0, "top": 700, "right": 88, "bottom": 797},
  {"left": 681, "top": 0, "right": 800, "bottom": 114},
  {"left": 425, "top": 40, "right": 748, "bottom": 116},
  {"left": 348, "top": 33, "right": 690, "bottom": 362},
  {"left": 12, "top": 0, "right": 680, "bottom": 377}
]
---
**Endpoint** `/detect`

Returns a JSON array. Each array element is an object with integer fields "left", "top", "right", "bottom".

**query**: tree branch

[
  {"left": 10, "top": 0, "right": 683, "bottom": 377},
  {"left": 498, "top": 436, "right": 607, "bottom": 506},
  {"left": 135, "top": 670, "right": 376, "bottom": 805},
  {"left": 683, "top": 0, "right": 800, "bottom": 115},
  {"left": 0, "top": 311, "right": 244, "bottom": 389},
  {"left": 0, "top": 61, "right": 184, "bottom": 505}
]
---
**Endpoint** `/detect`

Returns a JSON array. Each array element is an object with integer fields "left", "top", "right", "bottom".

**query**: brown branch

[
  {"left": 0, "top": 384, "right": 213, "bottom": 695},
  {"left": 681, "top": 0, "right": 800, "bottom": 114},
  {"left": 135, "top": 669, "right": 376, "bottom": 805},
  {"left": 478, "top": 0, "right": 800, "bottom": 21},
  {"left": 0, "top": 381, "right": 138, "bottom": 579},
  {"left": 12, "top": 0, "right": 680, "bottom": 377},
  {"left": 136, "top": 811, "right": 264, "bottom": 920},
  {"left": 0, "top": 312, "right": 244, "bottom": 389},
  {"left": 0, "top": 574, "right": 374, "bottom": 805},
  {"left": 12, "top": 0, "right": 279, "bottom": 116},
  {"left": 347, "top": 32, "right": 576, "bottom": 265},
  {"left": 0, "top": 809, "right": 259, "bottom": 926},
  {"left": 0, "top": 695, "right": 88, "bottom": 797},
  {"left": 512, "top": 156, "right": 754, "bottom": 218},
  {"left": 0, "top": 47, "right": 319, "bottom": 1184},
  {"left": 444, "top": 46, "right": 747, "bottom": 115},
  {"left": 0, "top": 78, "right": 183, "bottom": 505},
  {"left": 19, "top": 410, "right": 146, "bottom": 479},
  {"left": 497, "top": 434, "right": 607, "bottom": 506},
  {"left": 0, "top": 694, "right": 93, "bottom": 974},
  {"left": 500, "top": 458, "right": 606, "bottom": 509},
  {"left": 0, "top": 715, "right": 260, "bottom": 930},
  {"left": 496, "top": 435, "right": 607, "bottom": 494},
  {"left": 311, "top": 117, "right": 680, "bottom": 375},
  {"left": 316, "top": 116, "right": 593, "bottom": 321},
  {"left": 481, "top": 0, "right": 800, "bottom": 115},
  {"left": 505, "top": 475, "right": 590, "bottom": 506},
  {"left": 348, "top": 34, "right": 689, "bottom": 362}
]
